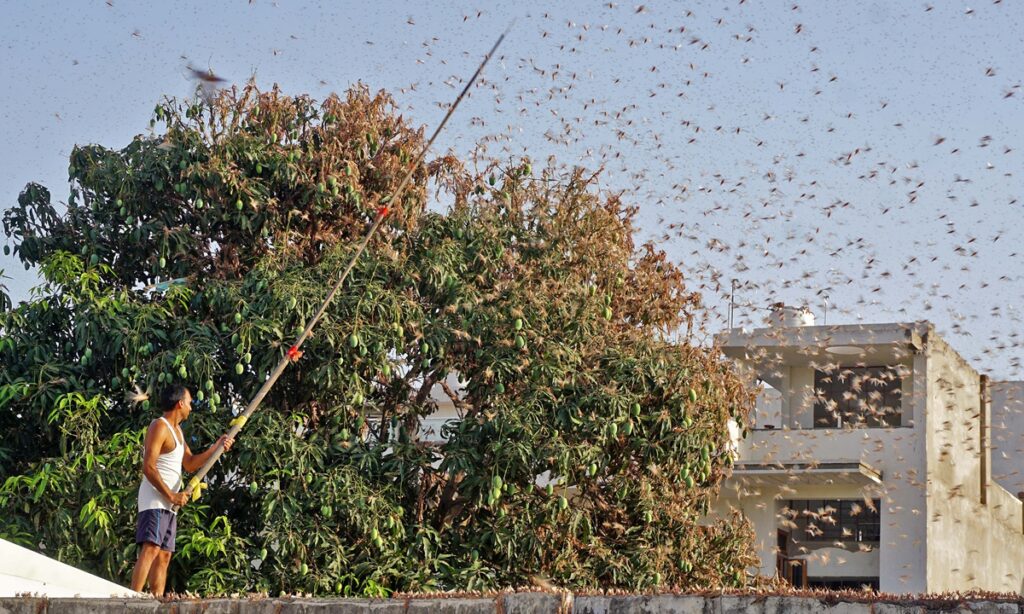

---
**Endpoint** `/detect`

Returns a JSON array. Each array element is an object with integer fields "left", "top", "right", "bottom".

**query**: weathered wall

[
  {"left": 925, "top": 335, "right": 1024, "bottom": 594},
  {"left": 2, "top": 593, "right": 1022, "bottom": 614}
]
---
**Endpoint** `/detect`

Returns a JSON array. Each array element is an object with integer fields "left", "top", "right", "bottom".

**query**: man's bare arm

[{"left": 182, "top": 435, "right": 233, "bottom": 473}]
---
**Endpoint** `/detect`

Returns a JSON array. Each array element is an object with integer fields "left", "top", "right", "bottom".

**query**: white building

[
  {"left": 714, "top": 317, "right": 1024, "bottom": 593},
  {"left": 0, "top": 538, "right": 141, "bottom": 598}
]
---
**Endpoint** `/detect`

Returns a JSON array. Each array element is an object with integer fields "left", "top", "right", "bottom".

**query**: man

[{"left": 130, "top": 383, "right": 234, "bottom": 596}]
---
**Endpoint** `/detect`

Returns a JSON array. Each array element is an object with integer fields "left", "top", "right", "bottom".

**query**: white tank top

[{"left": 137, "top": 417, "right": 185, "bottom": 512}]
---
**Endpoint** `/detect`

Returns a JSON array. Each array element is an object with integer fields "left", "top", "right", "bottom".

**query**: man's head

[{"left": 160, "top": 383, "right": 193, "bottom": 420}]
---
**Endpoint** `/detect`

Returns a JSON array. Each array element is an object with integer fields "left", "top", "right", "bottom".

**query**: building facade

[{"left": 713, "top": 320, "right": 1024, "bottom": 594}]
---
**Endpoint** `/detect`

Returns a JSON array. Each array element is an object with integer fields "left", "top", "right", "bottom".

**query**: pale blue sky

[{"left": 1, "top": 1, "right": 1022, "bottom": 377}]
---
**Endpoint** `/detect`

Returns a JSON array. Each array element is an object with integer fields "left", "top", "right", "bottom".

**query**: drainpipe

[
  {"left": 1019, "top": 492, "right": 1024, "bottom": 534},
  {"left": 979, "top": 374, "right": 989, "bottom": 506}
]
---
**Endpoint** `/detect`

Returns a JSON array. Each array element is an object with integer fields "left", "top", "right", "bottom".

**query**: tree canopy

[{"left": 0, "top": 84, "right": 756, "bottom": 596}]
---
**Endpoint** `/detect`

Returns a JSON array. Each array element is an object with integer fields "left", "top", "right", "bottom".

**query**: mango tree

[{"left": 0, "top": 83, "right": 757, "bottom": 596}]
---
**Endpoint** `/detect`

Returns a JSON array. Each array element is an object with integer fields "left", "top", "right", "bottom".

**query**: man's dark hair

[{"left": 160, "top": 383, "right": 190, "bottom": 412}]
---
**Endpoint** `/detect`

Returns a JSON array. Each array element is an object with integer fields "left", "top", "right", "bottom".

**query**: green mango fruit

[
  {"left": 235, "top": 363, "right": 244, "bottom": 375},
  {"left": 235, "top": 199, "right": 244, "bottom": 210},
  {"left": 514, "top": 334, "right": 526, "bottom": 349},
  {"left": 513, "top": 318, "right": 523, "bottom": 330}
]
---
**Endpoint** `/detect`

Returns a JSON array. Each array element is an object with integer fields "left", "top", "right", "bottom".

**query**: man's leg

[
  {"left": 130, "top": 543, "right": 161, "bottom": 592},
  {"left": 147, "top": 550, "right": 172, "bottom": 597}
]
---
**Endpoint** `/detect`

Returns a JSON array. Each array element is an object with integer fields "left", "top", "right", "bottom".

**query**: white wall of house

[{"left": 804, "top": 548, "right": 879, "bottom": 579}]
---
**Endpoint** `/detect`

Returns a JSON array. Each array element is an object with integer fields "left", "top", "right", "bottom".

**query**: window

[
  {"left": 784, "top": 499, "right": 881, "bottom": 543},
  {"left": 814, "top": 366, "right": 902, "bottom": 428}
]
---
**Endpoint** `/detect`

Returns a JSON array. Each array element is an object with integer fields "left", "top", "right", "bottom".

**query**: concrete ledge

[{"left": 1, "top": 593, "right": 1021, "bottom": 614}]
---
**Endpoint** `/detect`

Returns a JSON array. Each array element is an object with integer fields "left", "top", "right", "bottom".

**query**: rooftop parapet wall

[{"left": 3, "top": 592, "right": 1023, "bottom": 613}]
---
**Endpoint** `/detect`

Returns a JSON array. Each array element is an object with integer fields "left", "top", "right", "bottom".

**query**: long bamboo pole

[{"left": 175, "top": 28, "right": 509, "bottom": 510}]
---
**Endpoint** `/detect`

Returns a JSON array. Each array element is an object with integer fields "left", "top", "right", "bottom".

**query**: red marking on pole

[
  {"left": 377, "top": 205, "right": 389, "bottom": 218},
  {"left": 287, "top": 345, "right": 303, "bottom": 362}
]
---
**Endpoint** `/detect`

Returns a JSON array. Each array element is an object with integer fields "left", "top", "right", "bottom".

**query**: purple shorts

[{"left": 136, "top": 509, "right": 177, "bottom": 552}]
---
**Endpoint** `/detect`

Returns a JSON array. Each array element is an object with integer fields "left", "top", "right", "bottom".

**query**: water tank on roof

[{"left": 766, "top": 303, "right": 815, "bottom": 327}]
